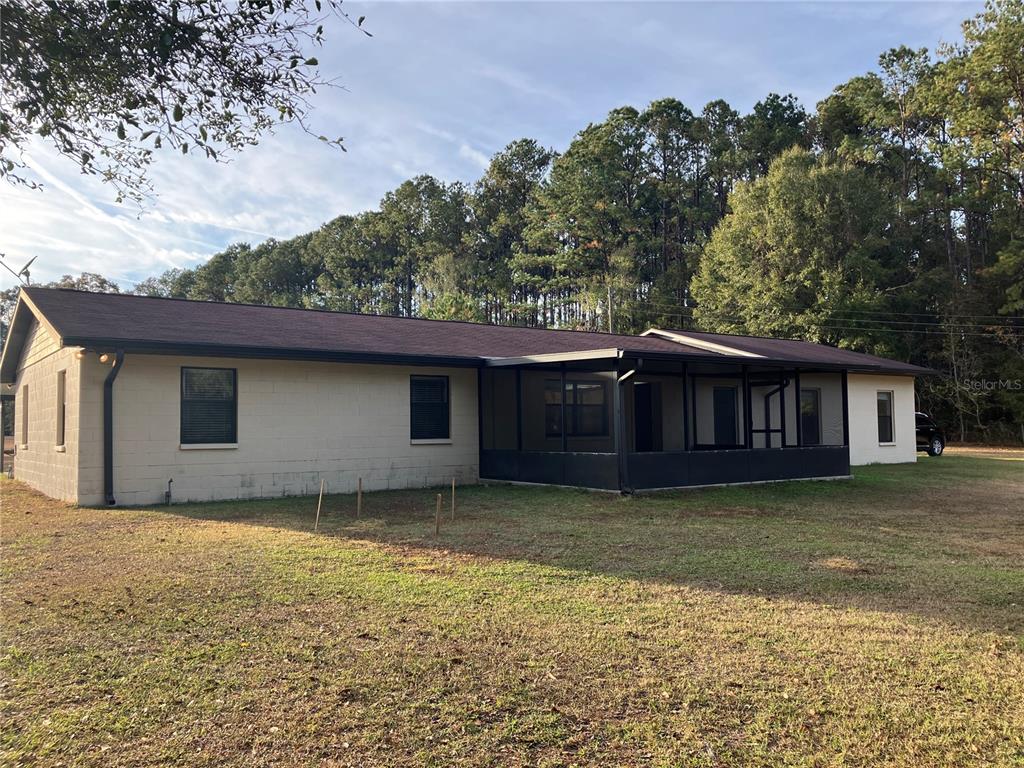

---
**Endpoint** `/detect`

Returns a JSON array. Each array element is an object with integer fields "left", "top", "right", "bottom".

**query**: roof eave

[
  {"left": 488, "top": 345, "right": 929, "bottom": 374},
  {"left": 59, "top": 337, "right": 484, "bottom": 368},
  {"left": 484, "top": 348, "right": 623, "bottom": 367}
]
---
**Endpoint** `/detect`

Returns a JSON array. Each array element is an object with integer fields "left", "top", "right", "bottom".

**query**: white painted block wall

[
  {"left": 76, "top": 354, "right": 480, "bottom": 506},
  {"left": 847, "top": 373, "right": 917, "bottom": 465}
]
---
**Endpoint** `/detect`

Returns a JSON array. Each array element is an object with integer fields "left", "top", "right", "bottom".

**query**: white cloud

[
  {"left": 458, "top": 143, "right": 491, "bottom": 171},
  {"left": 474, "top": 65, "right": 571, "bottom": 106},
  {"left": 416, "top": 123, "right": 458, "bottom": 143},
  {"left": 23, "top": 153, "right": 160, "bottom": 256}
]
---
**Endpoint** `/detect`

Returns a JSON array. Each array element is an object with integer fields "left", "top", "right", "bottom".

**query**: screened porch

[{"left": 478, "top": 353, "right": 851, "bottom": 492}]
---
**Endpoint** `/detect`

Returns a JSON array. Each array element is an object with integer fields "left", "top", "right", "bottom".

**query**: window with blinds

[
  {"left": 181, "top": 367, "right": 237, "bottom": 444},
  {"left": 410, "top": 375, "right": 449, "bottom": 440}
]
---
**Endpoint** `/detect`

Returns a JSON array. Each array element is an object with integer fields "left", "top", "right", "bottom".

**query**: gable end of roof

[{"left": 0, "top": 290, "right": 65, "bottom": 385}]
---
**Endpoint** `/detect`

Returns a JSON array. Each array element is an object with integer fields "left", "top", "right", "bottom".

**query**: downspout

[{"left": 104, "top": 350, "right": 125, "bottom": 505}]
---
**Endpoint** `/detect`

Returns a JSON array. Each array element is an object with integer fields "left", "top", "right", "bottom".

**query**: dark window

[
  {"left": 545, "top": 379, "right": 608, "bottom": 438},
  {"left": 411, "top": 376, "right": 449, "bottom": 440},
  {"left": 181, "top": 367, "right": 237, "bottom": 444},
  {"left": 800, "top": 388, "right": 821, "bottom": 446},
  {"left": 20, "top": 385, "right": 28, "bottom": 446},
  {"left": 713, "top": 386, "right": 738, "bottom": 445},
  {"left": 877, "top": 391, "right": 894, "bottom": 443},
  {"left": 56, "top": 370, "right": 66, "bottom": 446}
]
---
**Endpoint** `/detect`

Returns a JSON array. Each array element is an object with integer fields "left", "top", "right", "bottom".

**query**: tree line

[
  {"left": 135, "top": 92, "right": 809, "bottom": 330},
  {"left": 7, "top": 1, "right": 1023, "bottom": 442}
]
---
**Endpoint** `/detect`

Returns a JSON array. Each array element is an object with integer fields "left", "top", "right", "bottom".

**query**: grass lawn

[{"left": 2, "top": 457, "right": 1022, "bottom": 767}]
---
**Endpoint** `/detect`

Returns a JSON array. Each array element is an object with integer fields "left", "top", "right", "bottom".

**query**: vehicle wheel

[{"left": 927, "top": 436, "right": 944, "bottom": 456}]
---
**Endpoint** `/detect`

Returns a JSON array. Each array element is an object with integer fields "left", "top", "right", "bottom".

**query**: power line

[
  {"left": 634, "top": 301, "right": 1023, "bottom": 330},
  {"left": 623, "top": 295, "right": 1020, "bottom": 322},
  {"left": 793, "top": 307, "right": 1018, "bottom": 321},
  {"left": 524, "top": 294, "right": 1022, "bottom": 336},
  {"left": 637, "top": 310, "right": 1020, "bottom": 338},
  {"left": 637, "top": 297, "right": 1018, "bottom": 320},
  {"left": 629, "top": 307, "right": 1017, "bottom": 338},
  {"left": 499, "top": 293, "right": 1023, "bottom": 335}
]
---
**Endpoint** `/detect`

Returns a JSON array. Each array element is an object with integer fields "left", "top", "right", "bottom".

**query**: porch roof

[{"left": 642, "top": 328, "right": 931, "bottom": 374}]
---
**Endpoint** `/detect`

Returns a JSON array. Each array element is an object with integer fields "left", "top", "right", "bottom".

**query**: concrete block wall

[
  {"left": 76, "top": 352, "right": 111, "bottom": 504},
  {"left": 76, "top": 354, "right": 480, "bottom": 506},
  {"left": 847, "top": 373, "right": 917, "bottom": 465},
  {"left": 11, "top": 321, "right": 80, "bottom": 502}
]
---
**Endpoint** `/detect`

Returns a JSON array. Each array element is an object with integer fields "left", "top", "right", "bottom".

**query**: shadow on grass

[{"left": 155, "top": 457, "right": 1024, "bottom": 636}]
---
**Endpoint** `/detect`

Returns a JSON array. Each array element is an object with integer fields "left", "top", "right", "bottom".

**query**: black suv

[{"left": 916, "top": 412, "right": 945, "bottom": 456}]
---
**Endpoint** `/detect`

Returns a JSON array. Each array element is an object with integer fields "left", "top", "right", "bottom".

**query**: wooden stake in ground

[
  {"left": 435, "top": 493, "right": 442, "bottom": 536},
  {"left": 314, "top": 478, "right": 325, "bottom": 532},
  {"left": 451, "top": 478, "right": 456, "bottom": 521},
  {"left": 357, "top": 477, "right": 362, "bottom": 519}
]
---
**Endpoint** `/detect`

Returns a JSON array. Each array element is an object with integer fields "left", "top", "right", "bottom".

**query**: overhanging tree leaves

[{"left": 0, "top": 0, "right": 368, "bottom": 200}]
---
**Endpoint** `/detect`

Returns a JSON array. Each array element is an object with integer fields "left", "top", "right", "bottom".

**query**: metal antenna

[{"left": 0, "top": 253, "right": 37, "bottom": 286}]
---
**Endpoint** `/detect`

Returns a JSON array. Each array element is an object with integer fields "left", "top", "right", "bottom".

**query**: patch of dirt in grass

[{"left": 814, "top": 556, "right": 872, "bottom": 574}]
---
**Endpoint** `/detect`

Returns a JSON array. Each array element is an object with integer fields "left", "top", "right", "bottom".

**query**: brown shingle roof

[
  {"left": 20, "top": 287, "right": 708, "bottom": 361},
  {"left": 650, "top": 328, "right": 930, "bottom": 375},
  {"left": 7, "top": 288, "right": 930, "bottom": 376}
]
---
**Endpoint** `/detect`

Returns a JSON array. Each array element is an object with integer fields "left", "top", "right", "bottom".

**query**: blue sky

[{"left": 0, "top": 1, "right": 981, "bottom": 288}]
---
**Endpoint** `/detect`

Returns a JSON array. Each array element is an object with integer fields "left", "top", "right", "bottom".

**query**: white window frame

[
  {"left": 410, "top": 375, "right": 451, "bottom": 444},
  {"left": 180, "top": 367, "right": 239, "bottom": 447},
  {"left": 55, "top": 370, "right": 67, "bottom": 450},
  {"left": 876, "top": 390, "right": 896, "bottom": 446},
  {"left": 20, "top": 384, "right": 28, "bottom": 450}
]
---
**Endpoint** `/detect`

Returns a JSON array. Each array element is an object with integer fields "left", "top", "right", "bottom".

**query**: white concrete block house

[{"left": 1, "top": 288, "right": 929, "bottom": 506}]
